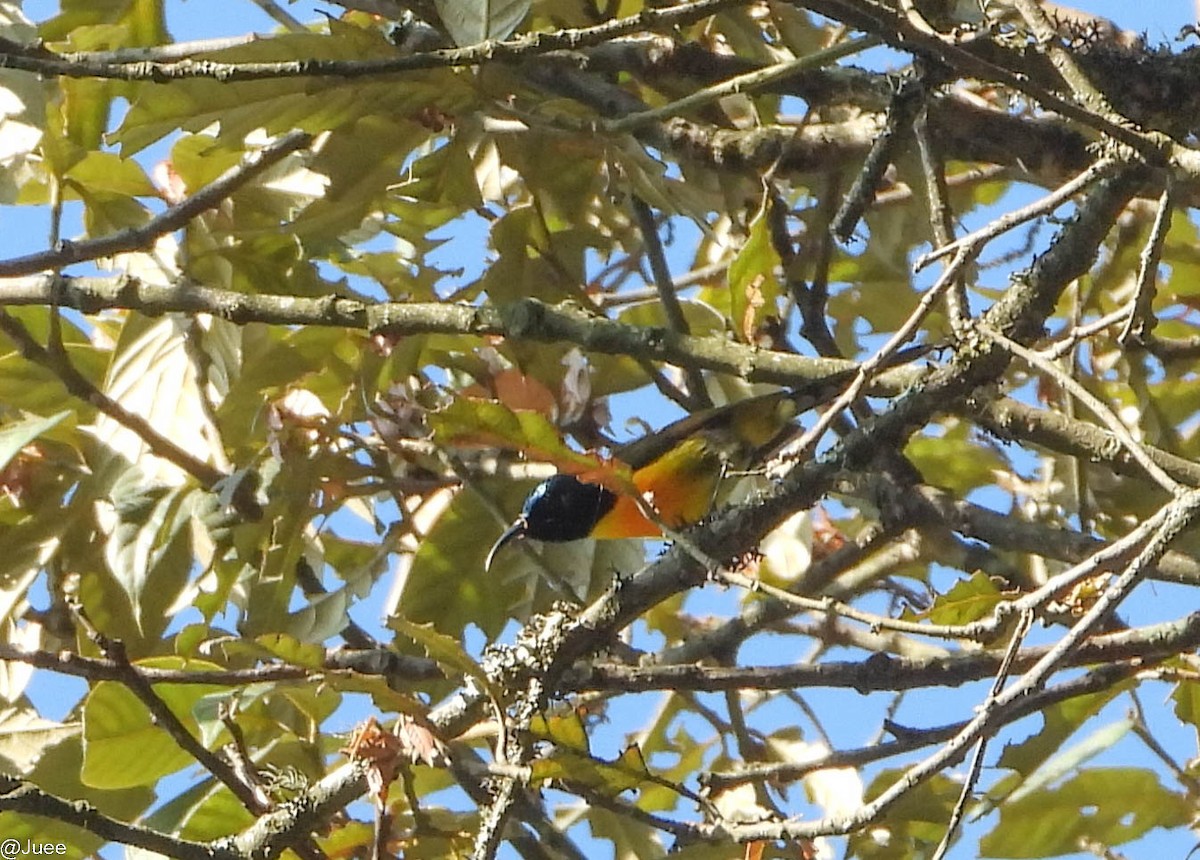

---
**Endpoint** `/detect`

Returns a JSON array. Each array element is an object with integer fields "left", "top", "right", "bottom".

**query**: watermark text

[{"left": 0, "top": 840, "right": 67, "bottom": 858}]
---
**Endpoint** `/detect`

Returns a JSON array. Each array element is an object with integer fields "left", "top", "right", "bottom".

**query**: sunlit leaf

[
  {"left": 980, "top": 769, "right": 1189, "bottom": 858},
  {"left": 81, "top": 658, "right": 226, "bottom": 789},
  {"left": 0, "top": 706, "right": 80, "bottom": 773},
  {"left": 434, "top": 0, "right": 531, "bottom": 46},
  {"left": 97, "top": 481, "right": 214, "bottom": 638},
  {"left": 728, "top": 192, "right": 783, "bottom": 343},
  {"left": 1000, "top": 717, "right": 1135, "bottom": 809},
  {"left": 528, "top": 743, "right": 649, "bottom": 794},
  {"left": 0, "top": 410, "right": 68, "bottom": 472},
  {"left": 921, "top": 571, "right": 1006, "bottom": 626},
  {"left": 428, "top": 397, "right": 630, "bottom": 486},
  {"left": 995, "top": 684, "right": 1128, "bottom": 777}
]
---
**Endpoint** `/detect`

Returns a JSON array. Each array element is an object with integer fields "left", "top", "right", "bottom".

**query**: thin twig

[
  {"left": 571, "top": 612, "right": 1200, "bottom": 695},
  {"left": 1118, "top": 181, "right": 1172, "bottom": 345},
  {"left": 819, "top": 0, "right": 1196, "bottom": 175},
  {"left": 856, "top": 492, "right": 1200, "bottom": 835},
  {"left": 0, "top": 777, "right": 239, "bottom": 860},
  {"left": 831, "top": 75, "right": 923, "bottom": 243},
  {"left": 930, "top": 609, "right": 1033, "bottom": 860},
  {"left": 712, "top": 490, "right": 1200, "bottom": 844},
  {"left": 604, "top": 35, "right": 881, "bottom": 133},
  {"left": 249, "top": 0, "right": 307, "bottom": 32},
  {"left": 913, "top": 101, "right": 969, "bottom": 329},
  {"left": 783, "top": 244, "right": 962, "bottom": 465},
  {"left": 978, "top": 323, "right": 1181, "bottom": 494},
  {"left": 631, "top": 196, "right": 709, "bottom": 409},
  {"left": 703, "top": 659, "right": 1137, "bottom": 804},
  {"left": 1012, "top": 0, "right": 1130, "bottom": 135},
  {"left": 219, "top": 704, "right": 270, "bottom": 809},
  {"left": 797, "top": 171, "right": 843, "bottom": 357},
  {"left": 913, "top": 158, "right": 1118, "bottom": 271},
  {"left": 1042, "top": 305, "right": 1133, "bottom": 360},
  {"left": 714, "top": 569, "right": 992, "bottom": 641},
  {"left": 1127, "top": 700, "right": 1200, "bottom": 795}
]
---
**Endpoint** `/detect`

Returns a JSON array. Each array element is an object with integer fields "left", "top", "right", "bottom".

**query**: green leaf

[
  {"left": 923, "top": 572, "right": 1006, "bottom": 625},
  {"left": 531, "top": 710, "right": 589, "bottom": 753},
  {"left": 995, "top": 684, "right": 1127, "bottom": 776},
  {"left": 58, "top": 75, "right": 114, "bottom": 152},
  {"left": 980, "top": 769, "right": 1190, "bottom": 858},
  {"left": 849, "top": 770, "right": 961, "bottom": 859},
  {"left": 141, "top": 740, "right": 324, "bottom": 842},
  {"left": 1002, "top": 718, "right": 1135, "bottom": 807},
  {"left": 254, "top": 633, "right": 326, "bottom": 669},
  {"left": 6, "top": 733, "right": 153, "bottom": 859},
  {"left": 528, "top": 743, "right": 650, "bottom": 794},
  {"left": 1172, "top": 679, "right": 1200, "bottom": 728},
  {"left": 284, "top": 586, "right": 359, "bottom": 644},
  {"left": 141, "top": 772, "right": 254, "bottom": 842},
  {"left": 0, "top": 311, "right": 105, "bottom": 414},
  {"left": 0, "top": 514, "right": 62, "bottom": 633},
  {"left": 89, "top": 314, "right": 220, "bottom": 484},
  {"left": 905, "top": 418, "right": 1005, "bottom": 494},
  {"left": 428, "top": 397, "right": 624, "bottom": 483},
  {"left": 99, "top": 481, "right": 213, "bottom": 638},
  {"left": 0, "top": 410, "right": 68, "bottom": 473},
  {"left": 477, "top": 206, "right": 582, "bottom": 303},
  {"left": 727, "top": 192, "right": 783, "bottom": 343},
  {"left": 0, "top": 706, "right": 80, "bottom": 774},
  {"left": 433, "top": 0, "right": 530, "bottom": 46},
  {"left": 63, "top": 150, "right": 155, "bottom": 197},
  {"left": 112, "top": 30, "right": 462, "bottom": 154},
  {"left": 81, "top": 659, "right": 227, "bottom": 789},
  {"left": 587, "top": 805, "right": 668, "bottom": 860},
  {"left": 41, "top": 1, "right": 166, "bottom": 44},
  {"left": 616, "top": 298, "right": 727, "bottom": 338},
  {"left": 74, "top": 179, "right": 151, "bottom": 234},
  {"left": 322, "top": 672, "right": 431, "bottom": 717},
  {"left": 391, "top": 617, "right": 489, "bottom": 689},
  {"left": 286, "top": 115, "right": 426, "bottom": 242}
]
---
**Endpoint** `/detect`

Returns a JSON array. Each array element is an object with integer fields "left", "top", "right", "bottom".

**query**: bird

[{"left": 484, "top": 380, "right": 849, "bottom": 571}]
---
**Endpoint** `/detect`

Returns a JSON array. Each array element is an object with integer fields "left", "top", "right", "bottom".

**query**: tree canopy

[{"left": 1, "top": 1, "right": 1199, "bottom": 858}]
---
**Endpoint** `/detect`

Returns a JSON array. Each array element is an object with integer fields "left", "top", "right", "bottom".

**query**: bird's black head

[
  {"left": 519, "top": 474, "right": 617, "bottom": 542},
  {"left": 485, "top": 475, "right": 618, "bottom": 570}
]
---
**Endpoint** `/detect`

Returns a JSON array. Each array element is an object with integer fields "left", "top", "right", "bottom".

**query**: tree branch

[
  {"left": 0, "top": 0, "right": 746, "bottom": 83},
  {"left": 568, "top": 612, "right": 1200, "bottom": 694},
  {"left": 0, "top": 130, "right": 312, "bottom": 277},
  {"left": 0, "top": 777, "right": 238, "bottom": 860},
  {"left": 0, "top": 277, "right": 928, "bottom": 390},
  {"left": 701, "top": 660, "right": 1138, "bottom": 815}
]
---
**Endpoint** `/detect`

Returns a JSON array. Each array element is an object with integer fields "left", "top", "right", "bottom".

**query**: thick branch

[
  {"left": 0, "top": 278, "right": 927, "bottom": 390},
  {"left": 971, "top": 395, "right": 1200, "bottom": 487},
  {"left": 224, "top": 761, "right": 370, "bottom": 860},
  {"left": 0, "top": 0, "right": 745, "bottom": 82}
]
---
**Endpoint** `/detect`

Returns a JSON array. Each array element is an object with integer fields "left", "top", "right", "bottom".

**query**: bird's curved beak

[{"left": 485, "top": 517, "right": 527, "bottom": 572}]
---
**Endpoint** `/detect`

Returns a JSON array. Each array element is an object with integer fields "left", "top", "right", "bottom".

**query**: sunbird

[{"left": 485, "top": 380, "right": 848, "bottom": 570}]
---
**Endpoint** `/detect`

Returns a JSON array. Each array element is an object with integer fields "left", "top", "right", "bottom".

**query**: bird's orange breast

[{"left": 588, "top": 437, "right": 723, "bottom": 539}]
